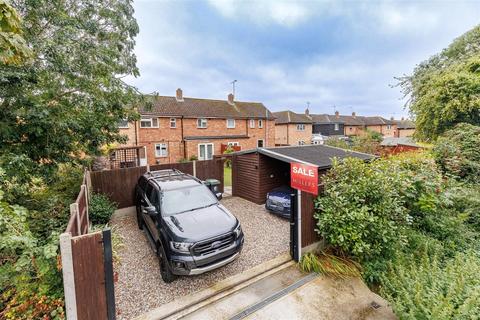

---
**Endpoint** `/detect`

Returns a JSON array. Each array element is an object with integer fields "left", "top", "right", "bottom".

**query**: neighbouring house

[
  {"left": 273, "top": 110, "right": 313, "bottom": 146},
  {"left": 380, "top": 137, "right": 422, "bottom": 155},
  {"left": 331, "top": 112, "right": 397, "bottom": 137},
  {"left": 118, "top": 88, "right": 275, "bottom": 164},
  {"left": 394, "top": 118, "right": 416, "bottom": 137},
  {"left": 310, "top": 113, "right": 345, "bottom": 137}
]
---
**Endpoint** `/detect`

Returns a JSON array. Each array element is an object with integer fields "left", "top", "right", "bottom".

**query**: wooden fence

[
  {"left": 60, "top": 171, "right": 115, "bottom": 320},
  {"left": 90, "top": 159, "right": 224, "bottom": 209}
]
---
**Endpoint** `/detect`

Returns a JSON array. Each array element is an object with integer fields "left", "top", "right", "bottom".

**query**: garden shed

[{"left": 231, "top": 145, "right": 375, "bottom": 251}]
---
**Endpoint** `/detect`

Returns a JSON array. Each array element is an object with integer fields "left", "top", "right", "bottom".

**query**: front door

[{"left": 198, "top": 143, "right": 214, "bottom": 160}]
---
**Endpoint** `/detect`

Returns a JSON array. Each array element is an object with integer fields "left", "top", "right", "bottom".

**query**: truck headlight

[
  {"left": 170, "top": 241, "right": 192, "bottom": 253},
  {"left": 233, "top": 224, "right": 242, "bottom": 238}
]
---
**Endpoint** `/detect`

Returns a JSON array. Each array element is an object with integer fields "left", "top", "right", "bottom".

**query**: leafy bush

[
  {"left": 380, "top": 250, "right": 480, "bottom": 319},
  {"left": 315, "top": 157, "right": 408, "bottom": 262},
  {"left": 433, "top": 123, "right": 480, "bottom": 182},
  {"left": 299, "top": 251, "right": 362, "bottom": 279},
  {"left": 189, "top": 155, "right": 198, "bottom": 161},
  {"left": 89, "top": 193, "right": 118, "bottom": 225}
]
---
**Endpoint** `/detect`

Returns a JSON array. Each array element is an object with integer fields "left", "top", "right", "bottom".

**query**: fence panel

[
  {"left": 150, "top": 162, "right": 193, "bottom": 174},
  {"left": 90, "top": 166, "right": 147, "bottom": 208},
  {"left": 301, "top": 191, "right": 319, "bottom": 247},
  {"left": 71, "top": 232, "right": 108, "bottom": 320},
  {"left": 195, "top": 159, "right": 225, "bottom": 193}
]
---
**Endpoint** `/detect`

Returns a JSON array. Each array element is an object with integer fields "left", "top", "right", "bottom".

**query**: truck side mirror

[
  {"left": 144, "top": 205, "right": 157, "bottom": 216},
  {"left": 215, "top": 192, "right": 223, "bottom": 201}
]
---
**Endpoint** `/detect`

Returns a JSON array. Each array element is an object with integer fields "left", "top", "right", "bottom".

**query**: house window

[
  {"left": 257, "top": 139, "right": 264, "bottom": 148},
  {"left": 140, "top": 117, "right": 158, "bottom": 128},
  {"left": 198, "top": 143, "right": 214, "bottom": 160},
  {"left": 170, "top": 118, "right": 176, "bottom": 128},
  {"left": 387, "top": 125, "right": 392, "bottom": 130},
  {"left": 334, "top": 123, "right": 339, "bottom": 131},
  {"left": 296, "top": 124, "right": 305, "bottom": 131},
  {"left": 197, "top": 118, "right": 207, "bottom": 128},
  {"left": 258, "top": 119, "right": 264, "bottom": 128},
  {"left": 249, "top": 119, "right": 255, "bottom": 128},
  {"left": 118, "top": 119, "right": 129, "bottom": 128},
  {"left": 228, "top": 142, "right": 240, "bottom": 147},
  {"left": 227, "top": 119, "right": 236, "bottom": 128},
  {"left": 298, "top": 140, "right": 306, "bottom": 145},
  {"left": 155, "top": 143, "right": 168, "bottom": 157}
]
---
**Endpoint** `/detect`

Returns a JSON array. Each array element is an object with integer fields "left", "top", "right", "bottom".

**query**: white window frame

[
  {"left": 170, "top": 118, "right": 177, "bottom": 128},
  {"left": 296, "top": 124, "right": 305, "bottom": 131},
  {"left": 257, "top": 139, "right": 264, "bottom": 148},
  {"left": 387, "top": 124, "right": 392, "bottom": 130},
  {"left": 227, "top": 142, "right": 240, "bottom": 147},
  {"left": 198, "top": 143, "right": 214, "bottom": 160},
  {"left": 258, "top": 119, "right": 264, "bottom": 128},
  {"left": 140, "top": 117, "right": 159, "bottom": 128},
  {"left": 154, "top": 143, "right": 168, "bottom": 158},
  {"left": 226, "top": 119, "right": 236, "bottom": 128},
  {"left": 249, "top": 119, "right": 255, "bottom": 128},
  {"left": 197, "top": 118, "right": 208, "bottom": 128},
  {"left": 118, "top": 119, "right": 129, "bottom": 128},
  {"left": 334, "top": 123, "right": 339, "bottom": 131}
]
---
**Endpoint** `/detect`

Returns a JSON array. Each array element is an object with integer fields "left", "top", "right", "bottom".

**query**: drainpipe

[
  {"left": 134, "top": 120, "right": 138, "bottom": 146},
  {"left": 181, "top": 116, "right": 186, "bottom": 158}
]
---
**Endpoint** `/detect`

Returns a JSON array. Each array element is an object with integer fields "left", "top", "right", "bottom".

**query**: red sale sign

[{"left": 290, "top": 162, "right": 318, "bottom": 195}]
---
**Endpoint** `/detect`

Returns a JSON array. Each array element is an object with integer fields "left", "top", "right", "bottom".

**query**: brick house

[
  {"left": 273, "top": 110, "right": 313, "bottom": 146},
  {"left": 394, "top": 118, "right": 416, "bottom": 137},
  {"left": 118, "top": 89, "right": 275, "bottom": 165},
  {"left": 334, "top": 112, "right": 397, "bottom": 137}
]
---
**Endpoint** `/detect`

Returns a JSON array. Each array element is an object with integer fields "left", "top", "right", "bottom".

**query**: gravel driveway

[{"left": 111, "top": 197, "right": 289, "bottom": 320}]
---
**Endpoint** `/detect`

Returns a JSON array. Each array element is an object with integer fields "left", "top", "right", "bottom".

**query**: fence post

[
  {"left": 193, "top": 160, "right": 197, "bottom": 177},
  {"left": 70, "top": 202, "right": 81, "bottom": 236},
  {"left": 102, "top": 229, "right": 116, "bottom": 320},
  {"left": 60, "top": 233, "right": 78, "bottom": 320},
  {"left": 81, "top": 184, "right": 89, "bottom": 233}
]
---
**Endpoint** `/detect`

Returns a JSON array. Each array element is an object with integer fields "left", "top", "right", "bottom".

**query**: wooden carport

[{"left": 231, "top": 145, "right": 375, "bottom": 258}]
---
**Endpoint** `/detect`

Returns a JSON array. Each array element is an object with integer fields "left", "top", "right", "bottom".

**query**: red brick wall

[
  {"left": 275, "top": 123, "right": 312, "bottom": 145},
  {"left": 119, "top": 117, "right": 275, "bottom": 164}
]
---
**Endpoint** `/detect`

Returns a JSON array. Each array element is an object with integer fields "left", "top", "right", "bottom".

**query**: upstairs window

[
  {"left": 155, "top": 143, "right": 168, "bottom": 157},
  {"left": 118, "top": 119, "right": 129, "bottom": 128},
  {"left": 227, "top": 119, "right": 236, "bottom": 128},
  {"left": 228, "top": 142, "right": 240, "bottom": 147},
  {"left": 197, "top": 118, "right": 207, "bottom": 128},
  {"left": 296, "top": 124, "right": 305, "bottom": 131},
  {"left": 249, "top": 119, "right": 255, "bottom": 128},
  {"left": 334, "top": 123, "right": 339, "bottom": 131},
  {"left": 257, "top": 139, "right": 264, "bottom": 148},
  {"left": 170, "top": 118, "right": 176, "bottom": 128},
  {"left": 387, "top": 125, "right": 392, "bottom": 130},
  {"left": 258, "top": 119, "right": 264, "bottom": 128},
  {"left": 140, "top": 117, "right": 158, "bottom": 128}
]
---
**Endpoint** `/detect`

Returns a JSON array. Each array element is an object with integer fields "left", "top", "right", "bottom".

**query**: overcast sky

[{"left": 126, "top": 0, "right": 480, "bottom": 118}]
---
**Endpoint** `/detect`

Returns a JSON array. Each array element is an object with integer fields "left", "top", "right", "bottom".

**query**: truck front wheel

[{"left": 159, "top": 249, "right": 176, "bottom": 283}]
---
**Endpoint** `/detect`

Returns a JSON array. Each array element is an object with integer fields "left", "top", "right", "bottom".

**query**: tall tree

[
  {"left": 0, "top": 0, "right": 31, "bottom": 65},
  {"left": 0, "top": 0, "right": 140, "bottom": 173},
  {"left": 398, "top": 25, "right": 480, "bottom": 141}
]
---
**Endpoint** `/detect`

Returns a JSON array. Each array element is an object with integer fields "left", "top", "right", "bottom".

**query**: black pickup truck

[{"left": 135, "top": 169, "right": 244, "bottom": 282}]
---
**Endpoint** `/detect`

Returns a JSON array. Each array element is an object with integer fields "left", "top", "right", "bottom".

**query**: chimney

[
  {"left": 227, "top": 93, "right": 234, "bottom": 105},
  {"left": 352, "top": 111, "right": 356, "bottom": 118},
  {"left": 176, "top": 88, "right": 183, "bottom": 102},
  {"left": 335, "top": 111, "right": 339, "bottom": 119},
  {"left": 390, "top": 116, "right": 394, "bottom": 121},
  {"left": 401, "top": 117, "right": 405, "bottom": 121},
  {"left": 305, "top": 108, "right": 310, "bottom": 116}
]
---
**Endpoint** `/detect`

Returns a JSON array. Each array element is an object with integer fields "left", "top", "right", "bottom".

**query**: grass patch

[{"left": 224, "top": 166, "right": 232, "bottom": 186}]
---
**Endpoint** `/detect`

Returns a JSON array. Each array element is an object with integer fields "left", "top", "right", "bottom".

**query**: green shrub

[
  {"left": 433, "top": 123, "right": 480, "bottom": 182},
  {"left": 189, "top": 155, "right": 198, "bottom": 161},
  {"left": 89, "top": 193, "right": 117, "bottom": 225},
  {"left": 380, "top": 250, "right": 480, "bottom": 319}
]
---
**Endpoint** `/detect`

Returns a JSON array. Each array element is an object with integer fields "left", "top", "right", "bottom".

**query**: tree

[
  {"left": 0, "top": 0, "right": 141, "bottom": 175},
  {"left": 398, "top": 25, "right": 480, "bottom": 141},
  {"left": 433, "top": 123, "right": 480, "bottom": 182},
  {"left": 0, "top": 0, "right": 31, "bottom": 65}
]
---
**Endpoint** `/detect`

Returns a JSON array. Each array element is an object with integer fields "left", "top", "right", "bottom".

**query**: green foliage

[
  {"left": 399, "top": 25, "right": 480, "bottom": 140},
  {"left": 89, "top": 193, "right": 117, "bottom": 225},
  {"left": 314, "top": 157, "right": 408, "bottom": 262},
  {"left": 325, "top": 137, "right": 350, "bottom": 150},
  {"left": 0, "top": 0, "right": 32, "bottom": 65},
  {"left": 1, "top": 0, "right": 141, "bottom": 174},
  {"left": 189, "top": 155, "right": 198, "bottom": 161},
  {"left": 433, "top": 123, "right": 480, "bottom": 182},
  {"left": 325, "top": 129, "right": 382, "bottom": 154},
  {"left": 380, "top": 250, "right": 480, "bottom": 319}
]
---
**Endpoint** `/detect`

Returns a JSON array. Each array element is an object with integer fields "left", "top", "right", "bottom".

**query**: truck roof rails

[{"left": 145, "top": 168, "right": 185, "bottom": 180}]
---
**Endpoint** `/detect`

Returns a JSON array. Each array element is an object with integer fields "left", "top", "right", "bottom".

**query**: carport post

[{"left": 297, "top": 189, "right": 302, "bottom": 262}]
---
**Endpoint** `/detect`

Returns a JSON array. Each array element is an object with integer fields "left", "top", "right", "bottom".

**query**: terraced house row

[
  {"left": 118, "top": 89, "right": 275, "bottom": 165},
  {"left": 273, "top": 109, "right": 414, "bottom": 146}
]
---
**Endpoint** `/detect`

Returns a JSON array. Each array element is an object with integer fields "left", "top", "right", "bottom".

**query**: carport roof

[{"left": 235, "top": 145, "right": 376, "bottom": 169}]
